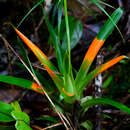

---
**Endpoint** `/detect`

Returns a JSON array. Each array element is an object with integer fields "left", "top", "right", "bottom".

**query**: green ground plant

[{"left": 0, "top": 0, "right": 130, "bottom": 129}]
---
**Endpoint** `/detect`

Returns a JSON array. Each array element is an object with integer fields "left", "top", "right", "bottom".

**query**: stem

[
  {"left": 72, "top": 100, "right": 81, "bottom": 130},
  {"left": 64, "top": 0, "right": 71, "bottom": 72}
]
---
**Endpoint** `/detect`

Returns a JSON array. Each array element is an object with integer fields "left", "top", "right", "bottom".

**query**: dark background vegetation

[{"left": 0, "top": 0, "right": 130, "bottom": 129}]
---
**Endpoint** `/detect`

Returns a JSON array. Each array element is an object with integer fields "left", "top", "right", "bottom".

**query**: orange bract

[
  {"left": 84, "top": 37, "right": 104, "bottom": 62},
  {"left": 44, "top": 65, "right": 60, "bottom": 81},
  {"left": 62, "top": 88, "right": 74, "bottom": 97},
  {"left": 31, "top": 82, "right": 44, "bottom": 94},
  {"left": 98, "top": 56, "right": 126, "bottom": 75},
  {"left": 15, "top": 29, "right": 48, "bottom": 61}
]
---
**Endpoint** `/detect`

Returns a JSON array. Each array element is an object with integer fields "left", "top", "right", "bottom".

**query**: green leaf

[
  {"left": 63, "top": 0, "right": 71, "bottom": 73},
  {"left": 14, "top": 27, "right": 57, "bottom": 73},
  {"left": 11, "top": 101, "right": 22, "bottom": 112},
  {"left": 17, "top": 0, "right": 44, "bottom": 28},
  {"left": 63, "top": 52, "right": 70, "bottom": 75},
  {"left": 81, "top": 120, "right": 93, "bottom": 130},
  {"left": 62, "top": 52, "right": 75, "bottom": 102},
  {"left": 11, "top": 111, "right": 32, "bottom": 130},
  {"left": 0, "top": 75, "right": 43, "bottom": 94},
  {"left": 42, "top": 6, "right": 63, "bottom": 73},
  {"left": 15, "top": 62, "right": 54, "bottom": 92},
  {"left": 15, "top": 121, "right": 32, "bottom": 130},
  {"left": 102, "top": 75, "right": 114, "bottom": 88},
  {"left": 51, "top": 2, "right": 58, "bottom": 26},
  {"left": 0, "top": 75, "right": 32, "bottom": 89},
  {"left": 0, "top": 125, "right": 15, "bottom": 130},
  {"left": 81, "top": 98, "right": 130, "bottom": 114},
  {"left": 39, "top": 116, "right": 58, "bottom": 123},
  {"left": 97, "top": 7, "right": 123, "bottom": 40},
  {"left": 90, "top": 1, "right": 124, "bottom": 42},
  {"left": 103, "top": 113, "right": 112, "bottom": 119},
  {"left": 78, "top": 56, "right": 125, "bottom": 95},
  {"left": 61, "top": 16, "right": 83, "bottom": 50},
  {"left": 0, "top": 102, "right": 14, "bottom": 122},
  {"left": 75, "top": 8, "right": 123, "bottom": 96},
  {"left": 17, "top": 37, "right": 37, "bottom": 78},
  {"left": 58, "top": 0, "right": 64, "bottom": 37},
  {"left": 95, "top": 0, "right": 115, "bottom": 9},
  {"left": 17, "top": 37, "right": 29, "bottom": 66},
  {"left": 62, "top": 74, "right": 75, "bottom": 102},
  {"left": 11, "top": 111, "right": 30, "bottom": 125}
]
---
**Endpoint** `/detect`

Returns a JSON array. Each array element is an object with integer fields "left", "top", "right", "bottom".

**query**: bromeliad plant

[
  {"left": 0, "top": 1, "right": 130, "bottom": 129},
  {"left": 12, "top": 7, "right": 126, "bottom": 103}
]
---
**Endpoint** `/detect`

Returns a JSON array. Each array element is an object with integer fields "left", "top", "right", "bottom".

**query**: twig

[
  {"left": 95, "top": 50, "right": 104, "bottom": 130},
  {"left": 3, "top": 38, "right": 13, "bottom": 76},
  {"left": 32, "top": 63, "right": 63, "bottom": 76},
  {"left": 32, "top": 125, "right": 43, "bottom": 130},
  {"left": 35, "top": 17, "right": 44, "bottom": 34},
  {"left": 121, "top": 94, "right": 130, "bottom": 104},
  {"left": 103, "top": 109, "right": 128, "bottom": 115},
  {"left": 42, "top": 122, "right": 63, "bottom": 130},
  {"left": 65, "top": 112, "right": 75, "bottom": 130},
  {"left": 118, "top": 0, "right": 123, "bottom": 7},
  {"left": 2, "top": 34, "right": 14, "bottom": 89},
  {"left": 0, "top": 34, "right": 71, "bottom": 130}
]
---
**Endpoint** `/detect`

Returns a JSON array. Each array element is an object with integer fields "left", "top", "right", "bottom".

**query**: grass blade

[
  {"left": 17, "top": 0, "right": 44, "bottom": 28},
  {"left": 41, "top": 6, "right": 63, "bottom": 73},
  {"left": 97, "top": 7, "right": 123, "bottom": 40},
  {"left": 0, "top": 75, "right": 44, "bottom": 94},
  {"left": 61, "top": 16, "right": 83, "bottom": 50},
  {"left": 95, "top": 0, "right": 115, "bottom": 9},
  {"left": 90, "top": 0, "right": 124, "bottom": 42},
  {"left": 17, "top": 37, "right": 38, "bottom": 80},
  {"left": 64, "top": 0, "right": 71, "bottom": 73},
  {"left": 58, "top": 0, "right": 63, "bottom": 37},
  {"left": 81, "top": 98, "right": 130, "bottom": 114}
]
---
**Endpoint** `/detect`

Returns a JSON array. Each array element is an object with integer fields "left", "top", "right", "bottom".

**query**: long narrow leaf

[
  {"left": 58, "top": 0, "right": 63, "bottom": 37},
  {"left": 81, "top": 98, "right": 130, "bottom": 114},
  {"left": 95, "top": 0, "right": 115, "bottom": 9},
  {"left": 79, "top": 56, "right": 126, "bottom": 94},
  {"left": 14, "top": 28, "right": 56, "bottom": 72},
  {"left": 62, "top": 52, "right": 75, "bottom": 98},
  {"left": 75, "top": 7, "right": 123, "bottom": 88},
  {"left": 90, "top": 0, "right": 124, "bottom": 42},
  {"left": 17, "top": 32, "right": 65, "bottom": 97},
  {"left": 41, "top": 6, "right": 63, "bottom": 73},
  {"left": 17, "top": 0, "right": 44, "bottom": 28},
  {"left": 0, "top": 75, "right": 44, "bottom": 94},
  {"left": 44, "top": 65, "right": 64, "bottom": 94},
  {"left": 17, "top": 37, "right": 37, "bottom": 79},
  {"left": 64, "top": 0, "right": 71, "bottom": 74},
  {"left": 15, "top": 62, "right": 54, "bottom": 92},
  {"left": 14, "top": 28, "right": 65, "bottom": 90}
]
